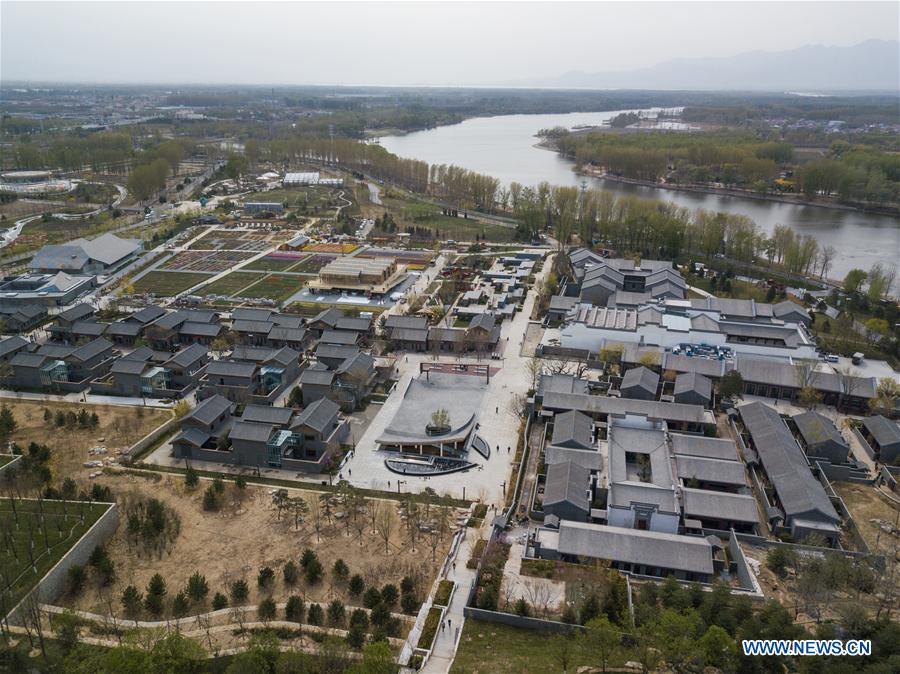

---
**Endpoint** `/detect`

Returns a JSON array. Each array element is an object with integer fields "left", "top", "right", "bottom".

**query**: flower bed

[
  {"left": 416, "top": 606, "right": 443, "bottom": 652},
  {"left": 433, "top": 580, "right": 454, "bottom": 607}
]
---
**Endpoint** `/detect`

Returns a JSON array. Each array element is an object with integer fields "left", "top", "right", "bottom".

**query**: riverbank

[
  {"left": 531, "top": 140, "right": 899, "bottom": 217},
  {"left": 577, "top": 166, "right": 900, "bottom": 216}
]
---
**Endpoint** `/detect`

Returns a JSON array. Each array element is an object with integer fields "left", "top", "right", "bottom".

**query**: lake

[{"left": 381, "top": 110, "right": 900, "bottom": 279}]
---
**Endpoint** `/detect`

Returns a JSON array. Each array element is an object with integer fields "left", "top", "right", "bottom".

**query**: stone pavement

[{"left": 421, "top": 525, "right": 481, "bottom": 674}]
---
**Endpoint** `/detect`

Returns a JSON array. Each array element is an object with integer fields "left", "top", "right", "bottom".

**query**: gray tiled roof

[
  {"left": 105, "top": 321, "right": 143, "bottom": 337},
  {"left": 385, "top": 315, "right": 427, "bottom": 331},
  {"left": 468, "top": 313, "right": 497, "bottom": 333},
  {"left": 537, "top": 374, "right": 589, "bottom": 398},
  {"left": 621, "top": 366, "right": 659, "bottom": 396},
  {"left": 37, "top": 343, "right": 74, "bottom": 358},
  {"left": 556, "top": 521, "right": 715, "bottom": 575},
  {"left": 66, "top": 232, "right": 140, "bottom": 266},
  {"left": 186, "top": 394, "right": 233, "bottom": 426},
  {"left": 272, "top": 314, "right": 304, "bottom": 329},
  {"left": 232, "top": 319, "right": 275, "bottom": 334},
  {"left": 315, "top": 344, "right": 360, "bottom": 362},
  {"left": 230, "top": 421, "right": 275, "bottom": 443},
  {"left": 0, "top": 336, "right": 30, "bottom": 359},
  {"left": 320, "top": 329, "right": 358, "bottom": 346},
  {"left": 543, "top": 460, "right": 591, "bottom": 511},
  {"left": 241, "top": 405, "right": 294, "bottom": 426},
  {"left": 179, "top": 322, "right": 222, "bottom": 337},
  {"left": 336, "top": 351, "right": 375, "bottom": 378},
  {"left": 173, "top": 427, "right": 211, "bottom": 448},
  {"left": 123, "top": 346, "right": 156, "bottom": 362},
  {"left": 69, "top": 337, "right": 113, "bottom": 362},
  {"left": 110, "top": 358, "right": 149, "bottom": 375},
  {"left": 166, "top": 343, "right": 208, "bottom": 368},
  {"left": 205, "top": 360, "right": 257, "bottom": 378},
  {"left": 300, "top": 366, "right": 335, "bottom": 386},
  {"left": 29, "top": 245, "right": 90, "bottom": 271},
  {"left": 670, "top": 434, "right": 739, "bottom": 461},
  {"left": 129, "top": 305, "right": 166, "bottom": 324},
  {"left": 11, "top": 353, "right": 48, "bottom": 368},
  {"left": 681, "top": 488, "right": 759, "bottom": 524},
  {"left": 71, "top": 321, "right": 108, "bottom": 336},
  {"left": 265, "top": 346, "right": 299, "bottom": 367},
  {"left": 739, "top": 401, "right": 839, "bottom": 524},
  {"left": 291, "top": 397, "right": 340, "bottom": 433},
  {"left": 862, "top": 415, "right": 900, "bottom": 447},
  {"left": 793, "top": 411, "right": 846, "bottom": 449},
  {"left": 390, "top": 327, "right": 428, "bottom": 343},
  {"left": 268, "top": 326, "right": 307, "bottom": 343},
  {"left": 550, "top": 410, "right": 594, "bottom": 450},
  {"left": 232, "top": 308, "right": 274, "bottom": 322},
  {"left": 231, "top": 345, "right": 276, "bottom": 362},
  {"left": 676, "top": 455, "right": 747, "bottom": 486},
  {"left": 56, "top": 303, "right": 95, "bottom": 323},
  {"left": 674, "top": 372, "right": 713, "bottom": 400},
  {"left": 335, "top": 316, "right": 372, "bottom": 332}
]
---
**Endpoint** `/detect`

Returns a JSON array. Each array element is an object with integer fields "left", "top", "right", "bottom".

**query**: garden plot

[
  {"left": 243, "top": 254, "right": 311, "bottom": 272},
  {"left": 291, "top": 254, "right": 336, "bottom": 274},
  {"left": 1, "top": 498, "right": 111, "bottom": 611},
  {"left": 198, "top": 271, "right": 267, "bottom": 298},
  {"left": 133, "top": 271, "right": 213, "bottom": 296},
  {"left": 166, "top": 250, "right": 257, "bottom": 272},
  {"left": 238, "top": 274, "right": 306, "bottom": 303},
  {"left": 304, "top": 243, "right": 359, "bottom": 254}
]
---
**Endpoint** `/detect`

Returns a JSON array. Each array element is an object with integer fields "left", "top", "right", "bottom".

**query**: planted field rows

[
  {"left": 133, "top": 271, "right": 212, "bottom": 296},
  {"left": 1, "top": 499, "right": 110, "bottom": 610}
]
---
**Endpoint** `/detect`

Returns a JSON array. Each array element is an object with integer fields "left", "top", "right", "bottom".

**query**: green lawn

[
  {"left": 0, "top": 498, "right": 111, "bottom": 610},
  {"left": 132, "top": 271, "right": 212, "bottom": 296},
  {"left": 451, "top": 620, "right": 593, "bottom": 674},
  {"left": 686, "top": 275, "right": 768, "bottom": 302},
  {"left": 198, "top": 271, "right": 266, "bottom": 297},
  {"left": 238, "top": 274, "right": 306, "bottom": 302}
]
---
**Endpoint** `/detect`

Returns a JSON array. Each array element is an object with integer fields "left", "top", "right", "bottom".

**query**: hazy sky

[{"left": 2, "top": 1, "right": 898, "bottom": 86}]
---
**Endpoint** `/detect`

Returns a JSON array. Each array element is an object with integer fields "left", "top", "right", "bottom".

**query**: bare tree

[
  {"left": 374, "top": 501, "right": 395, "bottom": 554},
  {"left": 308, "top": 496, "right": 323, "bottom": 542},
  {"left": 818, "top": 245, "right": 837, "bottom": 279},
  {"left": 523, "top": 356, "right": 544, "bottom": 393}
]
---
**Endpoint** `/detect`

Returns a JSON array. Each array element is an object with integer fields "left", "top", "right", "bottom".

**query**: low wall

[
  {"left": 463, "top": 606, "right": 586, "bottom": 634},
  {"left": 0, "top": 454, "right": 22, "bottom": 477},
  {"left": 6, "top": 502, "right": 119, "bottom": 625},
  {"left": 816, "top": 460, "right": 873, "bottom": 484},
  {"left": 728, "top": 531, "right": 764, "bottom": 596},
  {"left": 123, "top": 415, "right": 178, "bottom": 462},
  {"left": 880, "top": 465, "right": 900, "bottom": 493},
  {"left": 853, "top": 428, "right": 877, "bottom": 460}
]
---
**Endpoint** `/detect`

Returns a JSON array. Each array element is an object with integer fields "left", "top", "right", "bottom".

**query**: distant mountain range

[{"left": 516, "top": 40, "right": 900, "bottom": 92}]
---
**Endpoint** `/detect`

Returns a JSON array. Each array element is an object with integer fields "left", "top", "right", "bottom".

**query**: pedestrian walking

[
  {"left": 448, "top": 618, "right": 452, "bottom": 629},
  {"left": 441, "top": 621, "right": 446, "bottom": 632},
  {"left": 348, "top": 468, "right": 352, "bottom": 476},
  {"left": 452, "top": 561, "right": 456, "bottom": 571}
]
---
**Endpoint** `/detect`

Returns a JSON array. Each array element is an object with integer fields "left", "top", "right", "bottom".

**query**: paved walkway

[{"left": 421, "top": 526, "right": 481, "bottom": 674}]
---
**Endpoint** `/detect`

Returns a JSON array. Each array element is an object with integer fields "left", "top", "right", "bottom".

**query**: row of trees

[{"left": 555, "top": 130, "right": 794, "bottom": 186}]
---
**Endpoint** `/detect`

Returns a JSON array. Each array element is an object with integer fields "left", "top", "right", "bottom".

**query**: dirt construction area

[
  {"left": 2, "top": 399, "right": 172, "bottom": 480},
  {"left": 59, "top": 470, "right": 462, "bottom": 621},
  {"left": 833, "top": 482, "right": 900, "bottom": 552}
]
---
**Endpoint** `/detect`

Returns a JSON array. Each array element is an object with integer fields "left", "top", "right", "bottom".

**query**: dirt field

[
  {"left": 3, "top": 399, "right": 172, "bottom": 480},
  {"left": 834, "top": 482, "right": 900, "bottom": 552},
  {"left": 60, "top": 471, "right": 460, "bottom": 620}
]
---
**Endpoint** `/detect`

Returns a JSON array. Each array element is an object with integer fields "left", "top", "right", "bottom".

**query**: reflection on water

[{"left": 381, "top": 111, "right": 900, "bottom": 278}]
